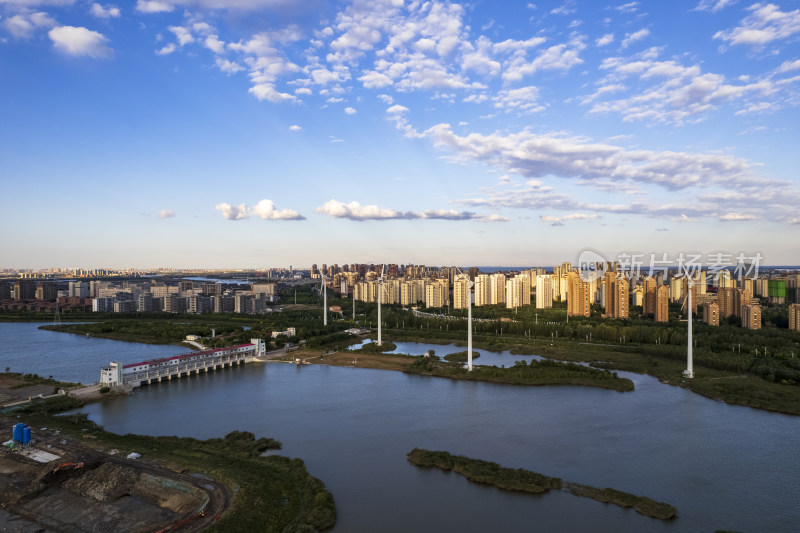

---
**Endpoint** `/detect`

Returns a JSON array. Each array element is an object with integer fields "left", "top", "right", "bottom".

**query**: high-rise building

[
  {"left": 717, "top": 287, "right": 736, "bottom": 318},
  {"left": 13, "top": 280, "right": 36, "bottom": 300},
  {"left": 642, "top": 277, "right": 657, "bottom": 316},
  {"left": 703, "top": 301, "right": 719, "bottom": 326},
  {"left": 604, "top": 273, "right": 629, "bottom": 319},
  {"left": 654, "top": 285, "right": 669, "bottom": 323},
  {"left": 741, "top": 304, "right": 761, "bottom": 330},
  {"left": 425, "top": 280, "right": 448, "bottom": 308},
  {"left": 789, "top": 304, "right": 800, "bottom": 332},
  {"left": 567, "top": 273, "right": 591, "bottom": 317},
  {"left": 35, "top": 282, "right": 57, "bottom": 301},
  {"left": 474, "top": 274, "right": 491, "bottom": 307},
  {"left": 535, "top": 275, "right": 553, "bottom": 309},
  {"left": 489, "top": 273, "right": 506, "bottom": 305},
  {"left": 453, "top": 278, "right": 469, "bottom": 309}
]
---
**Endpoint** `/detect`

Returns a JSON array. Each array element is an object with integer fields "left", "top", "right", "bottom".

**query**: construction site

[{"left": 0, "top": 416, "right": 230, "bottom": 532}]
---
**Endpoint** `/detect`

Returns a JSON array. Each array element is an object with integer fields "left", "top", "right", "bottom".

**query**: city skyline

[{"left": 2, "top": 0, "right": 799, "bottom": 269}]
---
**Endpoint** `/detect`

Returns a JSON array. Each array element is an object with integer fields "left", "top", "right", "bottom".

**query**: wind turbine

[
  {"left": 456, "top": 267, "right": 474, "bottom": 371},
  {"left": 377, "top": 265, "right": 384, "bottom": 346},
  {"left": 321, "top": 273, "right": 328, "bottom": 326},
  {"left": 681, "top": 275, "right": 695, "bottom": 379}
]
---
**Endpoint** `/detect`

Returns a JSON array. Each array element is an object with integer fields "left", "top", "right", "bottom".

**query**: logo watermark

[{"left": 576, "top": 250, "right": 763, "bottom": 282}]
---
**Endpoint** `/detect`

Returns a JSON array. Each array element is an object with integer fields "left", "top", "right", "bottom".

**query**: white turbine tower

[
  {"left": 682, "top": 276, "right": 695, "bottom": 379},
  {"left": 321, "top": 273, "right": 328, "bottom": 326},
  {"left": 456, "top": 267, "right": 474, "bottom": 371},
  {"left": 377, "top": 265, "right": 384, "bottom": 346}
]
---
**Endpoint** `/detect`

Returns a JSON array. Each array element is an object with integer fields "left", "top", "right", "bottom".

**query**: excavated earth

[{"left": 0, "top": 433, "right": 226, "bottom": 533}]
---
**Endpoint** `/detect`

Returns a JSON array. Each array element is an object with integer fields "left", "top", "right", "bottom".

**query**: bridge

[{"left": 122, "top": 349, "right": 253, "bottom": 388}]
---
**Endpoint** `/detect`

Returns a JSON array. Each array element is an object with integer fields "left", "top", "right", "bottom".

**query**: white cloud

[
  {"left": 136, "top": 0, "right": 173, "bottom": 13},
  {"left": 294, "top": 87, "right": 312, "bottom": 95},
  {"left": 216, "top": 57, "right": 244, "bottom": 74},
  {"left": 777, "top": 59, "right": 800, "bottom": 73},
  {"left": 423, "top": 123, "right": 761, "bottom": 192},
  {"left": 502, "top": 39, "right": 585, "bottom": 82},
  {"left": 588, "top": 51, "right": 777, "bottom": 124},
  {"left": 289, "top": 124, "right": 302, "bottom": 131},
  {"left": 156, "top": 43, "right": 176, "bottom": 55},
  {"left": 595, "top": 33, "right": 614, "bottom": 47},
  {"left": 215, "top": 203, "right": 249, "bottom": 220},
  {"left": 621, "top": 28, "right": 650, "bottom": 48},
  {"left": 714, "top": 3, "right": 800, "bottom": 47},
  {"left": 215, "top": 200, "right": 304, "bottom": 221},
  {"left": 540, "top": 213, "right": 597, "bottom": 225},
  {"left": 90, "top": 3, "right": 120, "bottom": 18},
  {"left": 4, "top": 12, "right": 55, "bottom": 39},
  {"left": 158, "top": 209, "right": 175, "bottom": 218},
  {"left": 168, "top": 25, "right": 194, "bottom": 46},
  {"left": 694, "top": 0, "right": 737, "bottom": 12},
  {"left": 204, "top": 34, "right": 225, "bottom": 54},
  {"left": 316, "top": 199, "right": 404, "bottom": 221},
  {"left": 615, "top": 2, "right": 638, "bottom": 13},
  {"left": 251, "top": 199, "right": 305, "bottom": 220},
  {"left": 386, "top": 104, "right": 408, "bottom": 114},
  {"left": 248, "top": 83, "right": 296, "bottom": 103},
  {"left": 719, "top": 212, "right": 756, "bottom": 221},
  {"left": 49, "top": 26, "right": 112, "bottom": 58},
  {"left": 315, "top": 199, "right": 503, "bottom": 222},
  {"left": 492, "top": 86, "right": 543, "bottom": 113},
  {"left": 344, "top": 106, "right": 357, "bottom": 114}
]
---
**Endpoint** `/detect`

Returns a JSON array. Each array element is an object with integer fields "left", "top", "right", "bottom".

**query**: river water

[{"left": 2, "top": 322, "right": 798, "bottom": 532}]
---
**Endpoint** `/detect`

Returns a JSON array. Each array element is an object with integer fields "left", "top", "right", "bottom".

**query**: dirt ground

[
  {"left": 289, "top": 349, "right": 416, "bottom": 372},
  {"left": 0, "top": 418, "right": 229, "bottom": 533}
]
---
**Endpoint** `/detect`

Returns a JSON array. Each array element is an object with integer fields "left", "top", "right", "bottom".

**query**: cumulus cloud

[
  {"left": 216, "top": 200, "right": 304, "bottom": 221},
  {"left": 315, "top": 199, "right": 505, "bottom": 222},
  {"left": 249, "top": 83, "right": 296, "bottom": 103},
  {"left": 4, "top": 12, "right": 56, "bottom": 39},
  {"left": 423, "top": 123, "right": 762, "bottom": 191},
  {"left": 156, "top": 43, "right": 176, "bottom": 55},
  {"left": 49, "top": 26, "right": 112, "bottom": 58},
  {"left": 158, "top": 209, "right": 176, "bottom": 218},
  {"left": 251, "top": 199, "right": 305, "bottom": 220},
  {"left": 621, "top": 28, "right": 650, "bottom": 48},
  {"left": 596, "top": 33, "right": 614, "bottom": 47},
  {"left": 90, "top": 3, "right": 120, "bottom": 18},
  {"left": 344, "top": 106, "right": 357, "bottom": 114},
  {"left": 289, "top": 124, "right": 302, "bottom": 131},
  {"left": 215, "top": 203, "right": 249, "bottom": 220},
  {"left": 714, "top": 3, "right": 800, "bottom": 47},
  {"left": 136, "top": 0, "right": 173, "bottom": 13},
  {"left": 587, "top": 50, "right": 778, "bottom": 124}
]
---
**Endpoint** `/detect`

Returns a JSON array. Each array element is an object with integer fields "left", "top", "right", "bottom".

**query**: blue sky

[{"left": 1, "top": 0, "right": 799, "bottom": 269}]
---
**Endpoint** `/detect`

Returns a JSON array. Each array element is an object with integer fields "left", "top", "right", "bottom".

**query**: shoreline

[{"left": 12, "top": 320, "right": 800, "bottom": 416}]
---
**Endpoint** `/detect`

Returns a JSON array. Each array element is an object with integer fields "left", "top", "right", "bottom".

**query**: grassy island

[
  {"left": 443, "top": 351, "right": 480, "bottom": 363},
  {"left": 403, "top": 357, "right": 634, "bottom": 392},
  {"left": 407, "top": 449, "right": 676, "bottom": 521},
  {"left": 6, "top": 393, "right": 336, "bottom": 532}
]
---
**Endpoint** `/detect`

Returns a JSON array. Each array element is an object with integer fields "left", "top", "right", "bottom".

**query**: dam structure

[{"left": 100, "top": 339, "right": 266, "bottom": 388}]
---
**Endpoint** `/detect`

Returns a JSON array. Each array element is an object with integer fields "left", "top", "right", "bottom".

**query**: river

[{"left": 2, "top": 322, "right": 798, "bottom": 532}]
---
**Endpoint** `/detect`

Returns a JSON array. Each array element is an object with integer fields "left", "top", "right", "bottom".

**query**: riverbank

[
  {"left": 3, "top": 391, "right": 336, "bottom": 532},
  {"left": 407, "top": 449, "right": 676, "bottom": 521},
  {"left": 381, "top": 331, "right": 800, "bottom": 415},
  {"left": 29, "top": 318, "right": 800, "bottom": 415}
]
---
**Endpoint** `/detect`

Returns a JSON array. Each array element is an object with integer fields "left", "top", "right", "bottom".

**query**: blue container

[
  {"left": 13, "top": 423, "right": 25, "bottom": 443},
  {"left": 22, "top": 427, "right": 31, "bottom": 444}
]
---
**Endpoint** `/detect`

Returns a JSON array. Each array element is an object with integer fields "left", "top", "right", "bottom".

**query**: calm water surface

[{"left": 3, "top": 322, "right": 798, "bottom": 532}]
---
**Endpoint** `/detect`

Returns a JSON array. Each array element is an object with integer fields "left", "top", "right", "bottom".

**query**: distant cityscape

[{"left": 2, "top": 262, "right": 799, "bottom": 333}]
